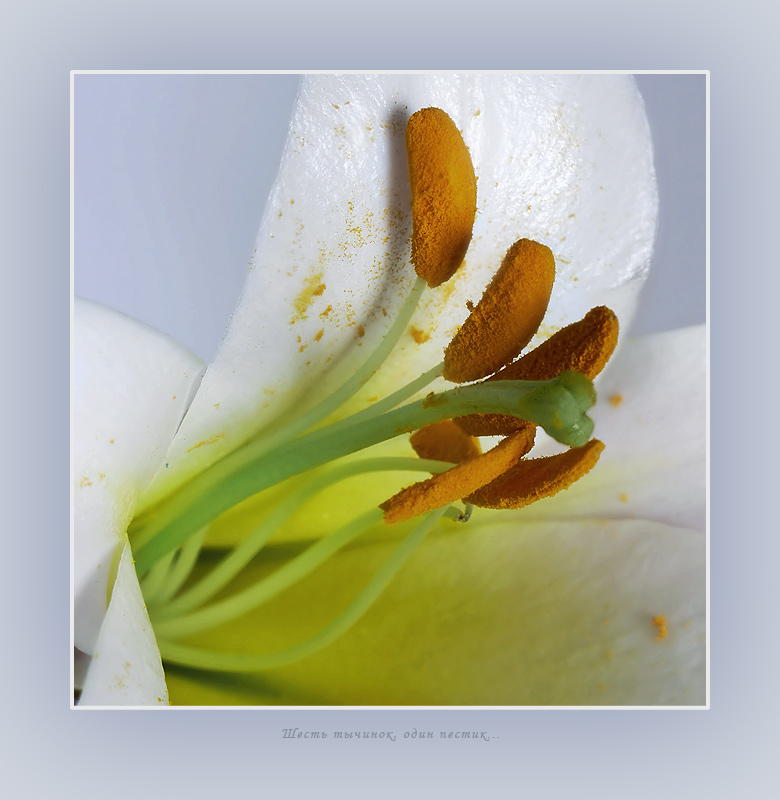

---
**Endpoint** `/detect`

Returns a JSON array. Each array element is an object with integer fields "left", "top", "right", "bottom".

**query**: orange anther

[
  {"left": 467, "top": 439, "right": 604, "bottom": 510},
  {"left": 407, "top": 108, "right": 477, "bottom": 288},
  {"left": 381, "top": 427, "right": 535, "bottom": 524},
  {"left": 443, "top": 239, "right": 555, "bottom": 383}
]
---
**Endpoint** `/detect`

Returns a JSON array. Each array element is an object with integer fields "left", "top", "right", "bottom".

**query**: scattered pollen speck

[
  {"left": 78, "top": 477, "right": 92, "bottom": 488},
  {"left": 609, "top": 393, "right": 623, "bottom": 407},
  {"left": 619, "top": 492, "right": 628, "bottom": 503},
  {"left": 652, "top": 615, "right": 668, "bottom": 640},
  {"left": 356, "top": 325, "right": 365, "bottom": 338},
  {"left": 109, "top": 439, "right": 114, "bottom": 444},
  {"left": 214, "top": 402, "right": 220, "bottom": 408},
  {"left": 410, "top": 325, "right": 430, "bottom": 344},
  {"left": 314, "top": 328, "right": 324, "bottom": 342},
  {"left": 186, "top": 433, "right": 225, "bottom": 453}
]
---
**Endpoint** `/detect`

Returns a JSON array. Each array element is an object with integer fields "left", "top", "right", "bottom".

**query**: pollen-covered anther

[
  {"left": 466, "top": 439, "right": 604, "bottom": 510},
  {"left": 406, "top": 108, "right": 477, "bottom": 288},
  {"left": 442, "top": 239, "right": 555, "bottom": 383},
  {"left": 410, "top": 420, "right": 481, "bottom": 465},
  {"left": 456, "top": 306, "right": 619, "bottom": 437},
  {"left": 380, "top": 426, "right": 536, "bottom": 525}
]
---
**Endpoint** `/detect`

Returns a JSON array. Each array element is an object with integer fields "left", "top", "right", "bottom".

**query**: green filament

[
  {"left": 153, "top": 456, "right": 453, "bottom": 619},
  {"left": 153, "top": 507, "right": 384, "bottom": 639},
  {"left": 156, "top": 508, "right": 446, "bottom": 673},
  {"left": 132, "top": 372, "right": 595, "bottom": 574},
  {"left": 150, "top": 526, "right": 209, "bottom": 608}
]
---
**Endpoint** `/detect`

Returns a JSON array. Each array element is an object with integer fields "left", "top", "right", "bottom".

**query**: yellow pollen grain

[
  {"left": 406, "top": 107, "right": 477, "bottom": 288},
  {"left": 291, "top": 272, "right": 326, "bottom": 322},
  {"left": 410, "top": 325, "right": 430, "bottom": 344},
  {"left": 443, "top": 239, "right": 555, "bottom": 383},
  {"left": 652, "top": 615, "right": 668, "bottom": 640},
  {"left": 455, "top": 306, "right": 619, "bottom": 437},
  {"left": 381, "top": 427, "right": 536, "bottom": 524},
  {"left": 610, "top": 393, "right": 623, "bottom": 407},
  {"left": 467, "top": 440, "right": 604, "bottom": 510},
  {"left": 356, "top": 325, "right": 365, "bottom": 338},
  {"left": 619, "top": 492, "right": 628, "bottom": 503},
  {"left": 314, "top": 328, "right": 324, "bottom": 342},
  {"left": 186, "top": 433, "right": 225, "bottom": 453},
  {"left": 410, "top": 420, "right": 482, "bottom": 465}
]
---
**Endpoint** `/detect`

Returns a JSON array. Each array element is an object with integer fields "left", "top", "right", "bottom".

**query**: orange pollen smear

[
  {"left": 410, "top": 420, "right": 482, "bottom": 464},
  {"left": 466, "top": 439, "right": 604, "bottom": 510},
  {"left": 442, "top": 239, "right": 555, "bottom": 383},
  {"left": 406, "top": 108, "right": 477, "bottom": 288},
  {"left": 380, "top": 427, "right": 536, "bottom": 525},
  {"left": 652, "top": 615, "right": 668, "bottom": 640},
  {"left": 456, "top": 306, "right": 619, "bottom": 437}
]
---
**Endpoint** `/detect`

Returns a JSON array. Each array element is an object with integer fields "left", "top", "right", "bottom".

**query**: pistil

[{"left": 132, "top": 372, "right": 596, "bottom": 574}]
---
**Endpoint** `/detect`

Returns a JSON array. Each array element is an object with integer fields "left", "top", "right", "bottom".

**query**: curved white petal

[
  {"left": 74, "top": 299, "right": 203, "bottom": 655},
  {"left": 142, "top": 74, "right": 657, "bottom": 507},
  {"left": 79, "top": 544, "right": 168, "bottom": 706},
  {"left": 166, "top": 517, "right": 704, "bottom": 706},
  {"left": 517, "top": 325, "right": 706, "bottom": 531}
]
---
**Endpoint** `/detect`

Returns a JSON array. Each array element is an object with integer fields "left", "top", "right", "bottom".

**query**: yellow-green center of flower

[{"left": 127, "top": 107, "right": 618, "bottom": 681}]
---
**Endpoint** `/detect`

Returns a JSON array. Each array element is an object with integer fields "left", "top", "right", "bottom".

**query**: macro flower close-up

[{"left": 73, "top": 73, "right": 706, "bottom": 707}]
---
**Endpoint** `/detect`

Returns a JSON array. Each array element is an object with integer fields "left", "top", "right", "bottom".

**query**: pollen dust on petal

[
  {"left": 652, "top": 615, "right": 668, "bottom": 640},
  {"left": 609, "top": 393, "right": 623, "bottom": 407},
  {"left": 186, "top": 433, "right": 225, "bottom": 453},
  {"left": 410, "top": 325, "right": 430, "bottom": 344},
  {"left": 290, "top": 271, "right": 326, "bottom": 323}
]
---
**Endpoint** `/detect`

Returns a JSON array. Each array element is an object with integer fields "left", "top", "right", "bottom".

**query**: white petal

[
  {"left": 79, "top": 544, "right": 168, "bottom": 706},
  {"left": 74, "top": 299, "right": 203, "bottom": 654},
  {"left": 142, "top": 74, "right": 657, "bottom": 508},
  {"left": 518, "top": 325, "right": 706, "bottom": 531}
]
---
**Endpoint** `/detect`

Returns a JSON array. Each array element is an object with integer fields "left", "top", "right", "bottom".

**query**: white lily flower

[{"left": 74, "top": 74, "right": 705, "bottom": 706}]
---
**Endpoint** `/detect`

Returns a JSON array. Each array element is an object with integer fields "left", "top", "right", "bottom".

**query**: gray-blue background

[{"left": 4, "top": 0, "right": 775, "bottom": 795}]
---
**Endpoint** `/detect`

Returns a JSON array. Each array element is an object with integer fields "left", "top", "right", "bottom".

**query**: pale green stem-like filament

[
  {"left": 253, "top": 276, "right": 427, "bottom": 442},
  {"left": 154, "top": 456, "right": 453, "bottom": 620},
  {"left": 139, "top": 549, "right": 176, "bottom": 604},
  {"left": 151, "top": 526, "right": 209, "bottom": 608},
  {"left": 132, "top": 372, "right": 595, "bottom": 574},
  {"left": 325, "top": 361, "right": 444, "bottom": 432},
  {"left": 156, "top": 507, "right": 447, "bottom": 672},
  {"left": 153, "top": 507, "right": 385, "bottom": 639}
]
